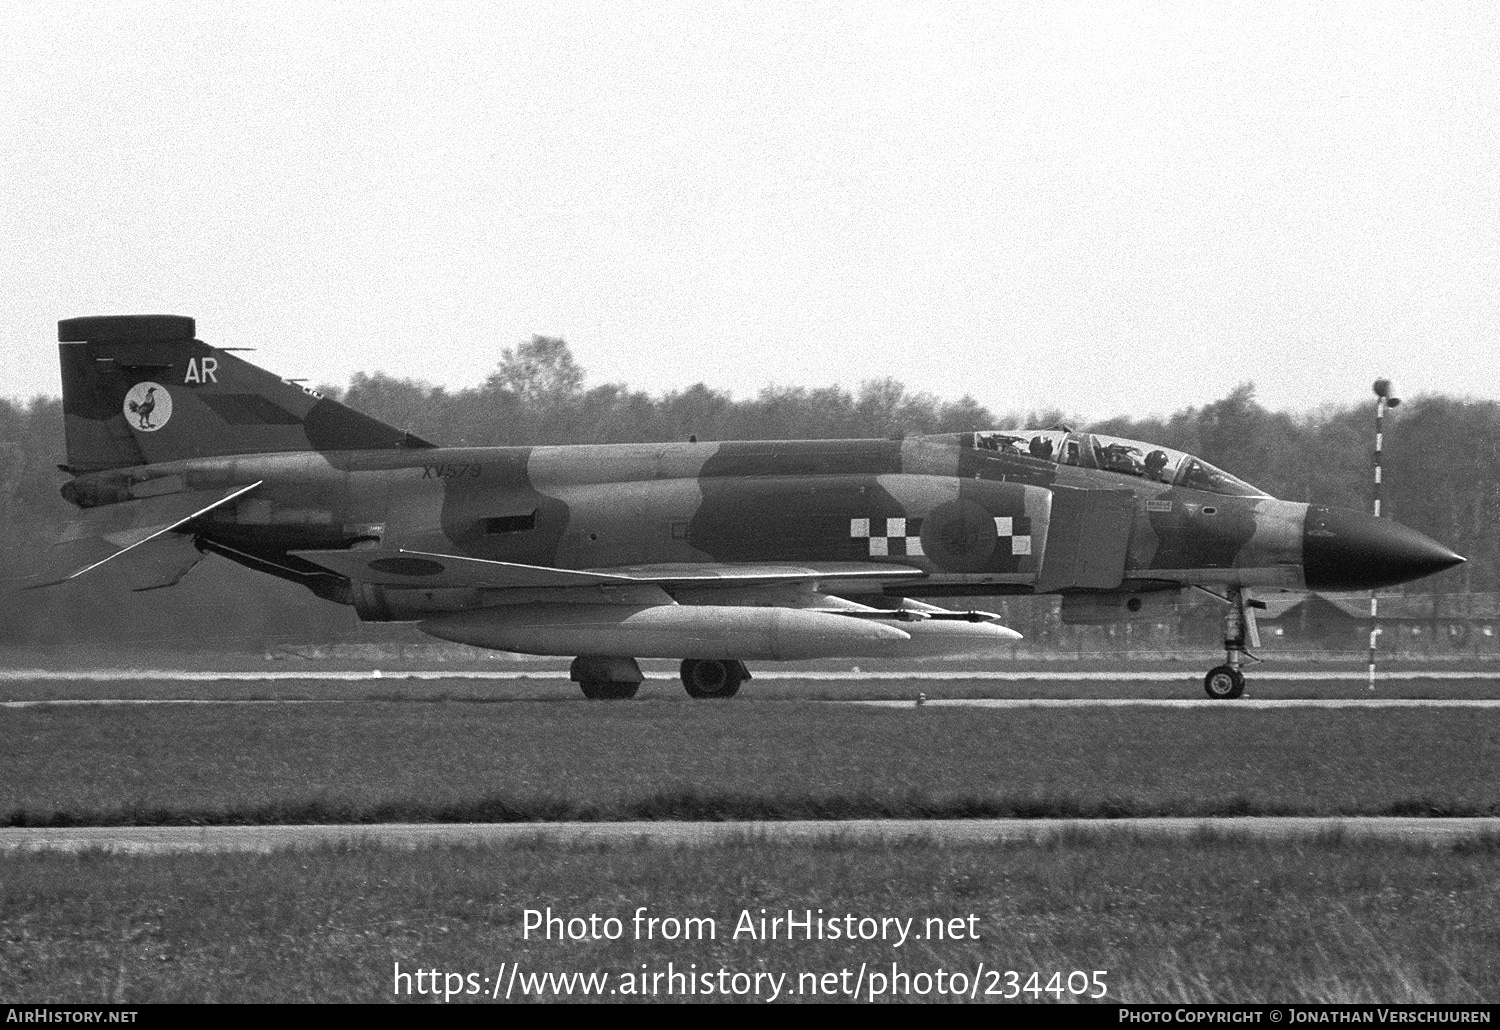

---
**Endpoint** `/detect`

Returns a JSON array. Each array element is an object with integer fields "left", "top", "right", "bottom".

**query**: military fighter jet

[{"left": 34, "top": 315, "right": 1465, "bottom": 699}]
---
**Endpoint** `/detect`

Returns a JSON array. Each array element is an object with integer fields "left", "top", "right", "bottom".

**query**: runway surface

[
  {"left": 7, "top": 697, "right": 1500, "bottom": 708},
  {"left": 2, "top": 818, "right": 1496, "bottom": 854},
  {"left": 854, "top": 698, "right": 1500, "bottom": 709},
  {"left": 2, "top": 668, "right": 1497, "bottom": 682}
]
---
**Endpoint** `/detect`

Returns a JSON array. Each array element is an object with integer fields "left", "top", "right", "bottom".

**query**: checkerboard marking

[
  {"left": 994, "top": 516, "right": 1032, "bottom": 555},
  {"left": 850, "top": 517, "right": 925, "bottom": 557}
]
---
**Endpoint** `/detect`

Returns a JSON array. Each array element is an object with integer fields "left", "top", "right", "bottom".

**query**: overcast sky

[{"left": 3, "top": 1, "right": 1495, "bottom": 424}]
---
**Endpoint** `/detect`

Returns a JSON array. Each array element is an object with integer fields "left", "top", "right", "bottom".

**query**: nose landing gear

[
  {"left": 1203, "top": 664, "right": 1246, "bottom": 700},
  {"left": 1200, "top": 586, "right": 1266, "bottom": 700}
]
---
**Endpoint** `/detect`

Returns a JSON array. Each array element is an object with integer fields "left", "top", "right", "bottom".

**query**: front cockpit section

[{"left": 973, "top": 429, "right": 1269, "bottom": 498}]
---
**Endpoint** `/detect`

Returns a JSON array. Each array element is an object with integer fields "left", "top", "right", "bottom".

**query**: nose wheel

[{"left": 1204, "top": 665, "right": 1246, "bottom": 700}]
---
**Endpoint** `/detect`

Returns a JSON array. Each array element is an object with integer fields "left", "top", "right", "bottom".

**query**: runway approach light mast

[{"left": 1369, "top": 379, "right": 1401, "bottom": 690}]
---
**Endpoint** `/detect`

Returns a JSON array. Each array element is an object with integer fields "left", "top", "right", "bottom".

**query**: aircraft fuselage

[
  {"left": 61, "top": 433, "right": 1447, "bottom": 617},
  {"left": 45, "top": 313, "right": 1468, "bottom": 699}
]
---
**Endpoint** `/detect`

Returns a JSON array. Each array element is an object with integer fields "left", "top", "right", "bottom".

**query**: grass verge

[
  {"left": 5, "top": 702, "right": 1500, "bottom": 825},
  {"left": 2, "top": 835, "right": 1497, "bottom": 1003}
]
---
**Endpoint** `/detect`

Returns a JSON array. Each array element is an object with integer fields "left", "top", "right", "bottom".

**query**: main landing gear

[
  {"left": 1201, "top": 586, "right": 1267, "bottom": 700},
  {"left": 680, "top": 659, "right": 750, "bottom": 699},
  {"left": 571, "top": 656, "right": 642, "bottom": 700},
  {"left": 570, "top": 657, "right": 751, "bottom": 699}
]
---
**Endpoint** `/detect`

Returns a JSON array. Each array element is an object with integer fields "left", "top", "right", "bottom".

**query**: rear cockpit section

[{"left": 973, "top": 429, "right": 1269, "bottom": 498}]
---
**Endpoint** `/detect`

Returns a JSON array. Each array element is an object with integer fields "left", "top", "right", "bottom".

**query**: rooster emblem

[
  {"left": 130, "top": 387, "right": 157, "bottom": 427},
  {"left": 122, "top": 382, "right": 172, "bottom": 432}
]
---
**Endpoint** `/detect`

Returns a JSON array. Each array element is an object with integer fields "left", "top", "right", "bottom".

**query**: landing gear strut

[
  {"left": 680, "top": 659, "right": 749, "bottom": 699},
  {"left": 1201, "top": 586, "right": 1265, "bottom": 700},
  {"left": 571, "top": 656, "right": 643, "bottom": 700}
]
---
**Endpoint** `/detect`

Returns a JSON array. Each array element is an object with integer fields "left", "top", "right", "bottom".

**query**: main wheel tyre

[
  {"left": 579, "top": 679, "right": 639, "bottom": 700},
  {"left": 680, "top": 659, "right": 744, "bottom": 699},
  {"left": 1203, "top": 665, "right": 1246, "bottom": 700}
]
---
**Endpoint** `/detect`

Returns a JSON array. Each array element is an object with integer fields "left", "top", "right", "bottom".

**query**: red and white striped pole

[{"left": 1368, "top": 379, "right": 1400, "bottom": 690}]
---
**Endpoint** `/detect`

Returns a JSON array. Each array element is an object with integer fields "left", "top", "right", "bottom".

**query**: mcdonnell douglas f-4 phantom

[{"left": 34, "top": 315, "right": 1465, "bottom": 699}]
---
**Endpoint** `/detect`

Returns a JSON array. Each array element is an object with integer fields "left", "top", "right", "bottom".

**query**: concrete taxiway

[
  {"left": 2, "top": 818, "right": 1497, "bottom": 854},
  {"left": 853, "top": 698, "right": 1500, "bottom": 709},
  {"left": 6, "top": 697, "right": 1500, "bottom": 708},
  {"left": 2, "top": 668, "right": 1498, "bottom": 682}
]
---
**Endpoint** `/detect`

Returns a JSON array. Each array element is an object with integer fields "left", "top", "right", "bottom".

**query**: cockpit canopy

[{"left": 974, "top": 429, "right": 1269, "bottom": 498}]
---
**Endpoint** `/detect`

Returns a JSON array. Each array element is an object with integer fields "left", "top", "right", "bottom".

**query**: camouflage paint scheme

[{"left": 45, "top": 316, "right": 1464, "bottom": 669}]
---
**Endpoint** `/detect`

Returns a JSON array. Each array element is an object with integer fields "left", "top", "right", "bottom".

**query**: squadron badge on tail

[{"left": 123, "top": 382, "right": 171, "bottom": 431}]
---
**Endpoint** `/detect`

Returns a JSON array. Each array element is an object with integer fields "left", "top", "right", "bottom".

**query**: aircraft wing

[
  {"left": 289, "top": 547, "right": 927, "bottom": 590},
  {"left": 22, "top": 482, "right": 262, "bottom": 588},
  {"left": 290, "top": 548, "right": 640, "bottom": 589},
  {"left": 578, "top": 561, "right": 928, "bottom": 585}
]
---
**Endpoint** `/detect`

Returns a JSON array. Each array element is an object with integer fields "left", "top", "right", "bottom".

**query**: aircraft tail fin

[{"left": 58, "top": 315, "right": 433, "bottom": 473}]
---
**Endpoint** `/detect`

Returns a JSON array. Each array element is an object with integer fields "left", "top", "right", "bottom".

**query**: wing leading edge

[{"left": 289, "top": 546, "right": 929, "bottom": 591}]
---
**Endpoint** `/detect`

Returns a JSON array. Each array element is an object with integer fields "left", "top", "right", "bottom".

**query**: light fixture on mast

[{"left": 1367, "top": 379, "right": 1401, "bottom": 690}]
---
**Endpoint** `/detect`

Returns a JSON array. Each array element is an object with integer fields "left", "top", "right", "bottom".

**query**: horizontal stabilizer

[
  {"left": 128, "top": 539, "right": 208, "bottom": 592},
  {"left": 22, "top": 482, "right": 261, "bottom": 588}
]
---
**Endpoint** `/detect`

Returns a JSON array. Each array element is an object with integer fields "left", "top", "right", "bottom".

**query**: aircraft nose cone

[{"left": 1303, "top": 506, "right": 1466, "bottom": 590}]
